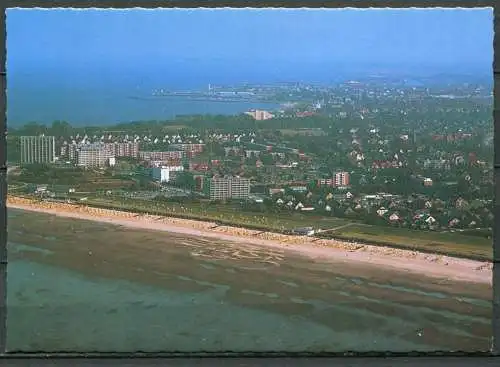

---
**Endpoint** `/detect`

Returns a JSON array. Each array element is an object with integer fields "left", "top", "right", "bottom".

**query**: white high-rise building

[
  {"left": 151, "top": 165, "right": 184, "bottom": 183},
  {"left": 77, "top": 143, "right": 115, "bottom": 168},
  {"left": 20, "top": 136, "right": 56, "bottom": 164},
  {"left": 207, "top": 176, "right": 250, "bottom": 201}
]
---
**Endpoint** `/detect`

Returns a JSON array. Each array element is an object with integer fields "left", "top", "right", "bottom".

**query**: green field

[
  {"left": 58, "top": 194, "right": 492, "bottom": 261},
  {"left": 87, "top": 196, "right": 351, "bottom": 230},
  {"left": 330, "top": 226, "right": 491, "bottom": 261}
]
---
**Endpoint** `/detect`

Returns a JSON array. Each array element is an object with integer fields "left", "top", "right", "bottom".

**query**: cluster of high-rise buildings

[
  {"left": 57, "top": 141, "right": 140, "bottom": 167},
  {"left": 19, "top": 136, "right": 207, "bottom": 170},
  {"left": 19, "top": 137, "right": 142, "bottom": 167}
]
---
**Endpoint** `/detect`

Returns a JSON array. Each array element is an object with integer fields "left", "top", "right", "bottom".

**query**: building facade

[
  {"left": 103, "top": 142, "right": 140, "bottom": 158},
  {"left": 139, "top": 151, "right": 184, "bottom": 161},
  {"left": 334, "top": 172, "right": 350, "bottom": 187},
  {"left": 20, "top": 136, "right": 56, "bottom": 164},
  {"left": 151, "top": 165, "right": 184, "bottom": 183},
  {"left": 68, "top": 144, "right": 79, "bottom": 163},
  {"left": 316, "top": 172, "right": 350, "bottom": 188},
  {"left": 230, "top": 177, "right": 251, "bottom": 199},
  {"left": 193, "top": 175, "right": 205, "bottom": 192},
  {"left": 245, "top": 109, "right": 275, "bottom": 121},
  {"left": 77, "top": 144, "right": 115, "bottom": 167},
  {"left": 169, "top": 144, "right": 205, "bottom": 153},
  {"left": 146, "top": 159, "right": 183, "bottom": 168},
  {"left": 206, "top": 176, "right": 250, "bottom": 201}
]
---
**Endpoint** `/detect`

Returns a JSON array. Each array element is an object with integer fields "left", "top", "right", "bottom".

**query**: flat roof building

[
  {"left": 77, "top": 144, "right": 115, "bottom": 168},
  {"left": 139, "top": 151, "right": 184, "bottom": 161},
  {"left": 169, "top": 144, "right": 205, "bottom": 153},
  {"left": 245, "top": 109, "right": 275, "bottom": 121},
  {"left": 151, "top": 165, "right": 184, "bottom": 183},
  {"left": 20, "top": 135, "right": 56, "bottom": 164},
  {"left": 104, "top": 142, "right": 140, "bottom": 158},
  {"left": 206, "top": 176, "right": 250, "bottom": 201}
]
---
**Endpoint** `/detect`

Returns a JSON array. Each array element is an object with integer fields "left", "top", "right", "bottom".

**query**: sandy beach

[
  {"left": 6, "top": 196, "right": 492, "bottom": 285},
  {"left": 6, "top": 196, "right": 493, "bottom": 351}
]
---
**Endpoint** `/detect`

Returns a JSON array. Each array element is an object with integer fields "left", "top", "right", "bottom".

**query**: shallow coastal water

[
  {"left": 9, "top": 259, "right": 431, "bottom": 352},
  {"left": 6, "top": 209, "right": 492, "bottom": 352}
]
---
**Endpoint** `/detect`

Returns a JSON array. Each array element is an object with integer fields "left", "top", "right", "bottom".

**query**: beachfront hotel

[
  {"left": 20, "top": 135, "right": 56, "bottom": 164},
  {"left": 206, "top": 176, "right": 251, "bottom": 201}
]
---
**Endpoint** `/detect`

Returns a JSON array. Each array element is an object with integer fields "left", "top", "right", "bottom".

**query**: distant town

[{"left": 7, "top": 76, "right": 494, "bottom": 249}]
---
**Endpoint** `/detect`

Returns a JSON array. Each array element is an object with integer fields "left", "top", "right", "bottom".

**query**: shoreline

[{"left": 6, "top": 197, "right": 493, "bottom": 285}]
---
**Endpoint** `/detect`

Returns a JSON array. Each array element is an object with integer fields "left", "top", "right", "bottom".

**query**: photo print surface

[{"left": 5, "top": 7, "right": 494, "bottom": 352}]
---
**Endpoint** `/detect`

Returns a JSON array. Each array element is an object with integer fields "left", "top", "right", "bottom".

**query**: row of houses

[{"left": 266, "top": 189, "right": 493, "bottom": 229}]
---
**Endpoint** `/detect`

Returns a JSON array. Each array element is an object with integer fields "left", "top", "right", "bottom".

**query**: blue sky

[{"left": 6, "top": 8, "right": 494, "bottom": 77}]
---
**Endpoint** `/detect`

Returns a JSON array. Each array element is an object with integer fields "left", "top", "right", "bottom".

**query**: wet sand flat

[
  {"left": 7, "top": 209, "right": 493, "bottom": 352},
  {"left": 7, "top": 199, "right": 493, "bottom": 285}
]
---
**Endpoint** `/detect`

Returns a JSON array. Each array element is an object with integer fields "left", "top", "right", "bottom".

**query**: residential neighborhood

[{"left": 7, "top": 78, "right": 493, "bottom": 235}]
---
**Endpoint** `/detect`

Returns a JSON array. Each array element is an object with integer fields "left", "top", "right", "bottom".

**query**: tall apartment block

[
  {"left": 230, "top": 176, "right": 251, "bottom": 199},
  {"left": 167, "top": 144, "right": 203, "bottom": 160},
  {"left": 193, "top": 175, "right": 205, "bottom": 192},
  {"left": 206, "top": 176, "right": 250, "bottom": 201},
  {"left": 334, "top": 171, "right": 350, "bottom": 187},
  {"left": 103, "top": 142, "right": 139, "bottom": 158},
  {"left": 317, "top": 171, "right": 350, "bottom": 188},
  {"left": 139, "top": 151, "right": 184, "bottom": 161},
  {"left": 77, "top": 144, "right": 115, "bottom": 167},
  {"left": 151, "top": 165, "right": 184, "bottom": 183},
  {"left": 20, "top": 136, "right": 56, "bottom": 164},
  {"left": 169, "top": 144, "right": 205, "bottom": 153},
  {"left": 59, "top": 142, "right": 78, "bottom": 163},
  {"left": 68, "top": 144, "right": 79, "bottom": 163}
]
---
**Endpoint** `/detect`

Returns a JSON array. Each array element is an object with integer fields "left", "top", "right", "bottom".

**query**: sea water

[
  {"left": 7, "top": 258, "right": 432, "bottom": 352},
  {"left": 5, "top": 209, "right": 489, "bottom": 352}
]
